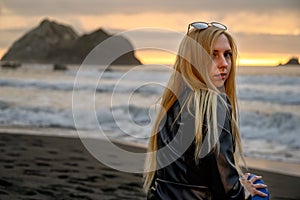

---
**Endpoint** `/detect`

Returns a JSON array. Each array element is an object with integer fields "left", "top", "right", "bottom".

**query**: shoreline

[
  {"left": 2, "top": 63, "right": 300, "bottom": 76},
  {"left": 1, "top": 126, "right": 300, "bottom": 176},
  {"left": 1, "top": 128, "right": 300, "bottom": 199}
]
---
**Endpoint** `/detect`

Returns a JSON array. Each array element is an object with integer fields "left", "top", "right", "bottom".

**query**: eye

[
  {"left": 212, "top": 52, "right": 218, "bottom": 59},
  {"left": 224, "top": 51, "right": 232, "bottom": 58}
]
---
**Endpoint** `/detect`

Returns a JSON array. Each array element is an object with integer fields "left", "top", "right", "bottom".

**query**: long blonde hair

[{"left": 143, "top": 26, "right": 244, "bottom": 190}]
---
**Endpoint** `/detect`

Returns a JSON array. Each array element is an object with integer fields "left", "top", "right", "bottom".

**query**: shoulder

[{"left": 216, "top": 93, "right": 232, "bottom": 119}]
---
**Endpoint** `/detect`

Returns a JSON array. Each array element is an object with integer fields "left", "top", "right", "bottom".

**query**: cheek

[
  {"left": 228, "top": 65, "right": 232, "bottom": 74},
  {"left": 227, "top": 59, "right": 232, "bottom": 69},
  {"left": 209, "top": 62, "right": 218, "bottom": 73},
  {"left": 208, "top": 65, "right": 216, "bottom": 79}
]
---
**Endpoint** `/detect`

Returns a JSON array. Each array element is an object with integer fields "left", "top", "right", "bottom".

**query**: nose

[{"left": 217, "top": 55, "right": 229, "bottom": 70}]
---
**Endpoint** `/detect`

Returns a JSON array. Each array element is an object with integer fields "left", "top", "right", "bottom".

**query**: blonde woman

[{"left": 143, "top": 22, "right": 268, "bottom": 199}]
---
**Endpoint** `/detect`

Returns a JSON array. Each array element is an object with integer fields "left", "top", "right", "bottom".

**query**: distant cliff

[
  {"left": 279, "top": 57, "right": 300, "bottom": 67},
  {"left": 1, "top": 19, "right": 142, "bottom": 65}
]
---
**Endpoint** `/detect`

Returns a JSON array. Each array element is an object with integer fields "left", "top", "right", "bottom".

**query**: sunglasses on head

[{"left": 187, "top": 22, "right": 227, "bottom": 33}]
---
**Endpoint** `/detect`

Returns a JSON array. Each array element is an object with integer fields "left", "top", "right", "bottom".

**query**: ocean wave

[
  {"left": 240, "top": 111, "right": 300, "bottom": 149},
  {"left": 0, "top": 78, "right": 86, "bottom": 91},
  {"left": 238, "top": 83, "right": 300, "bottom": 94},
  {"left": 0, "top": 103, "right": 76, "bottom": 129},
  {"left": 237, "top": 87, "right": 300, "bottom": 105},
  {"left": 0, "top": 78, "right": 164, "bottom": 95},
  {"left": 1, "top": 100, "right": 299, "bottom": 147},
  {"left": 0, "top": 102, "right": 153, "bottom": 139},
  {"left": 1, "top": 100, "right": 299, "bottom": 162},
  {"left": 69, "top": 69, "right": 171, "bottom": 82},
  {"left": 236, "top": 75, "right": 300, "bottom": 105},
  {"left": 237, "top": 75, "right": 300, "bottom": 86}
]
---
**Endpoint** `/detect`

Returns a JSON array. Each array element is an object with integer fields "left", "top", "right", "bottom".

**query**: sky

[{"left": 0, "top": 0, "right": 300, "bottom": 66}]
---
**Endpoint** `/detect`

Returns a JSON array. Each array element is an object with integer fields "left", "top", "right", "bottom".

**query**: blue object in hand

[{"left": 247, "top": 174, "right": 270, "bottom": 200}]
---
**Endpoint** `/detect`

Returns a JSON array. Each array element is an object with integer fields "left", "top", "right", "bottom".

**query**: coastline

[{"left": 0, "top": 127, "right": 300, "bottom": 199}]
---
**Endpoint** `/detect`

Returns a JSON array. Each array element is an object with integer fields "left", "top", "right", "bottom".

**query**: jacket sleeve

[{"left": 208, "top": 96, "right": 245, "bottom": 199}]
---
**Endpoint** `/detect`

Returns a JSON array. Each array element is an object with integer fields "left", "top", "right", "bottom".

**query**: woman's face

[{"left": 209, "top": 34, "right": 232, "bottom": 90}]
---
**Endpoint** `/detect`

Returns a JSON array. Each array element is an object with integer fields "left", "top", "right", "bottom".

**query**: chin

[
  {"left": 214, "top": 82, "right": 225, "bottom": 91},
  {"left": 217, "top": 86, "right": 225, "bottom": 92},
  {"left": 213, "top": 82, "right": 225, "bottom": 89}
]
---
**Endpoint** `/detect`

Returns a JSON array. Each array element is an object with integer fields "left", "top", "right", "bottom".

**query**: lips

[
  {"left": 220, "top": 73, "right": 227, "bottom": 79},
  {"left": 215, "top": 73, "right": 227, "bottom": 80}
]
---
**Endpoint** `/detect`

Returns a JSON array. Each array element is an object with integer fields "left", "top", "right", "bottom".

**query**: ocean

[{"left": 1, "top": 64, "right": 300, "bottom": 164}]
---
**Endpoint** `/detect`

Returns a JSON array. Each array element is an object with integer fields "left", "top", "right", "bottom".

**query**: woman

[{"left": 143, "top": 22, "right": 268, "bottom": 199}]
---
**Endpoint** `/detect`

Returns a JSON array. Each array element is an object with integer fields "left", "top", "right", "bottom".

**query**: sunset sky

[{"left": 0, "top": 0, "right": 299, "bottom": 66}]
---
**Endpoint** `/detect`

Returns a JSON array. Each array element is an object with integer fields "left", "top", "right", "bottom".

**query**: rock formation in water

[
  {"left": 1, "top": 19, "right": 142, "bottom": 66},
  {"left": 279, "top": 57, "right": 300, "bottom": 66}
]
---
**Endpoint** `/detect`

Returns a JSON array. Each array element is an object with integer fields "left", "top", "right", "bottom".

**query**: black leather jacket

[{"left": 147, "top": 93, "right": 245, "bottom": 200}]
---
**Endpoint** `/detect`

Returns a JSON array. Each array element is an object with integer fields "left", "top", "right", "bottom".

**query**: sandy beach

[
  {"left": 0, "top": 128, "right": 300, "bottom": 200},
  {"left": 0, "top": 130, "right": 146, "bottom": 200}
]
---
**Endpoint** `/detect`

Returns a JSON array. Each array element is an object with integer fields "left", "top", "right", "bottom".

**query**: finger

[
  {"left": 240, "top": 173, "right": 249, "bottom": 185},
  {"left": 243, "top": 173, "right": 250, "bottom": 180},
  {"left": 239, "top": 179, "right": 246, "bottom": 187},
  {"left": 253, "top": 183, "right": 267, "bottom": 189},
  {"left": 253, "top": 189, "right": 268, "bottom": 197},
  {"left": 250, "top": 175, "right": 262, "bottom": 183}
]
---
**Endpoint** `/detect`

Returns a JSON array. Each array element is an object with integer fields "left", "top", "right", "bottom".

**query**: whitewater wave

[
  {"left": 237, "top": 88, "right": 300, "bottom": 105},
  {"left": 0, "top": 78, "right": 164, "bottom": 95},
  {"left": 1, "top": 100, "right": 299, "bottom": 148},
  {"left": 1, "top": 66, "right": 300, "bottom": 163},
  {"left": 1, "top": 77, "right": 300, "bottom": 105},
  {"left": 240, "top": 111, "right": 300, "bottom": 149},
  {"left": 0, "top": 101, "right": 153, "bottom": 139}
]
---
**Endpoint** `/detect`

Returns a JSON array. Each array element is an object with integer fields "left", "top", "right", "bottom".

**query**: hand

[{"left": 240, "top": 173, "right": 268, "bottom": 197}]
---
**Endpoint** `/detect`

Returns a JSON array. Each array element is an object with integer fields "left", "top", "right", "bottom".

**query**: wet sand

[
  {"left": 0, "top": 132, "right": 146, "bottom": 200},
  {"left": 0, "top": 130, "right": 300, "bottom": 199}
]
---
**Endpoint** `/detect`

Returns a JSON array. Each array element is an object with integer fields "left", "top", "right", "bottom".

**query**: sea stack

[{"left": 1, "top": 18, "right": 142, "bottom": 66}]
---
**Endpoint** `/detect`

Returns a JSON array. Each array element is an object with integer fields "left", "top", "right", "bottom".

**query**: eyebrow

[{"left": 213, "top": 49, "right": 232, "bottom": 53}]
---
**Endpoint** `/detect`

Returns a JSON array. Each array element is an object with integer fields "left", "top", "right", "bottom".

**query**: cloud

[
  {"left": 1, "top": 18, "right": 299, "bottom": 57},
  {"left": 3, "top": 0, "right": 300, "bottom": 16},
  {"left": 0, "top": 28, "right": 26, "bottom": 48},
  {"left": 226, "top": 11, "right": 300, "bottom": 35},
  {"left": 125, "top": 30, "right": 300, "bottom": 55},
  {"left": 2, "top": 0, "right": 299, "bottom": 37},
  {"left": 1, "top": 0, "right": 299, "bottom": 62},
  {"left": 236, "top": 33, "right": 300, "bottom": 54}
]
